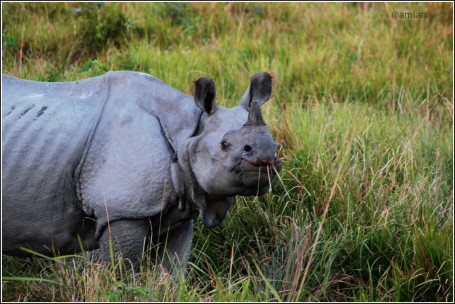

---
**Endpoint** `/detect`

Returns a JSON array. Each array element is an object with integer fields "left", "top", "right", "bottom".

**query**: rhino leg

[
  {"left": 153, "top": 219, "right": 194, "bottom": 274},
  {"left": 98, "top": 219, "right": 151, "bottom": 270}
]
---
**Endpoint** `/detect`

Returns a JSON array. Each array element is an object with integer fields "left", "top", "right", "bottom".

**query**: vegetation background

[{"left": 1, "top": 2, "right": 453, "bottom": 302}]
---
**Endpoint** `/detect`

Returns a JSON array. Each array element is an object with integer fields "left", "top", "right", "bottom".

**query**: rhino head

[{"left": 176, "top": 72, "right": 283, "bottom": 227}]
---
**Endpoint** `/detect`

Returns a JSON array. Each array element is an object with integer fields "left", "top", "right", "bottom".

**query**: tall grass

[{"left": 2, "top": 2, "right": 453, "bottom": 302}]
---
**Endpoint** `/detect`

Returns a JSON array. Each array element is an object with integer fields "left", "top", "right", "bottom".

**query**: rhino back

[{"left": 2, "top": 74, "right": 106, "bottom": 255}]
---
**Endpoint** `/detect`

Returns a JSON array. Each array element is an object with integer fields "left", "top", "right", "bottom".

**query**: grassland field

[{"left": 1, "top": 2, "right": 453, "bottom": 302}]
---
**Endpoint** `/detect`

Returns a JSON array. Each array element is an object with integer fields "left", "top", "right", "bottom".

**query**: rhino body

[{"left": 2, "top": 71, "right": 282, "bottom": 270}]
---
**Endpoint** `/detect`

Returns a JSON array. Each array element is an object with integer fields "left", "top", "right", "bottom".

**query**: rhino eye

[{"left": 221, "top": 141, "right": 229, "bottom": 149}]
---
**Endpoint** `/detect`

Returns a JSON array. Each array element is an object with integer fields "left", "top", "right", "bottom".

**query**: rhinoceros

[{"left": 2, "top": 71, "right": 282, "bottom": 271}]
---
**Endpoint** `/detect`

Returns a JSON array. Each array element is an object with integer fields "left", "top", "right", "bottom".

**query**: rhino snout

[
  {"left": 238, "top": 141, "right": 282, "bottom": 196},
  {"left": 241, "top": 143, "right": 281, "bottom": 168}
]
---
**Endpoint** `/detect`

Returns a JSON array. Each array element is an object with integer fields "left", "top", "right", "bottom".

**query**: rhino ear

[
  {"left": 194, "top": 77, "right": 217, "bottom": 115},
  {"left": 240, "top": 72, "right": 273, "bottom": 110}
]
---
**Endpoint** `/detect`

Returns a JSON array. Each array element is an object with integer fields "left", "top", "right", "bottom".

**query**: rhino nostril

[{"left": 244, "top": 145, "right": 253, "bottom": 153}]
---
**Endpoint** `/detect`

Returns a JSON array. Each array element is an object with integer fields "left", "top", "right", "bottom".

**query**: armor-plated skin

[{"left": 2, "top": 71, "right": 282, "bottom": 271}]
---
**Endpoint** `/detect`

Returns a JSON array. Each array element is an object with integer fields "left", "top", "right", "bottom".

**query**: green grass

[{"left": 2, "top": 2, "right": 453, "bottom": 302}]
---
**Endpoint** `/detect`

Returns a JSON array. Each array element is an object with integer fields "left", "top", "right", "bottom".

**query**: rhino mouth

[
  {"left": 239, "top": 157, "right": 283, "bottom": 194},
  {"left": 242, "top": 157, "right": 282, "bottom": 168}
]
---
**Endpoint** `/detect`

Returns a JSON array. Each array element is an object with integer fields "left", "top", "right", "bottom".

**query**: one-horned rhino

[{"left": 2, "top": 71, "right": 282, "bottom": 271}]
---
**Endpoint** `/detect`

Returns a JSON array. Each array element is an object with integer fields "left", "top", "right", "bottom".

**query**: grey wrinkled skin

[{"left": 2, "top": 71, "right": 282, "bottom": 272}]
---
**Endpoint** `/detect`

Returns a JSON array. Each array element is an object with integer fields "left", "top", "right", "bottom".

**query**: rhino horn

[{"left": 244, "top": 99, "right": 266, "bottom": 127}]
